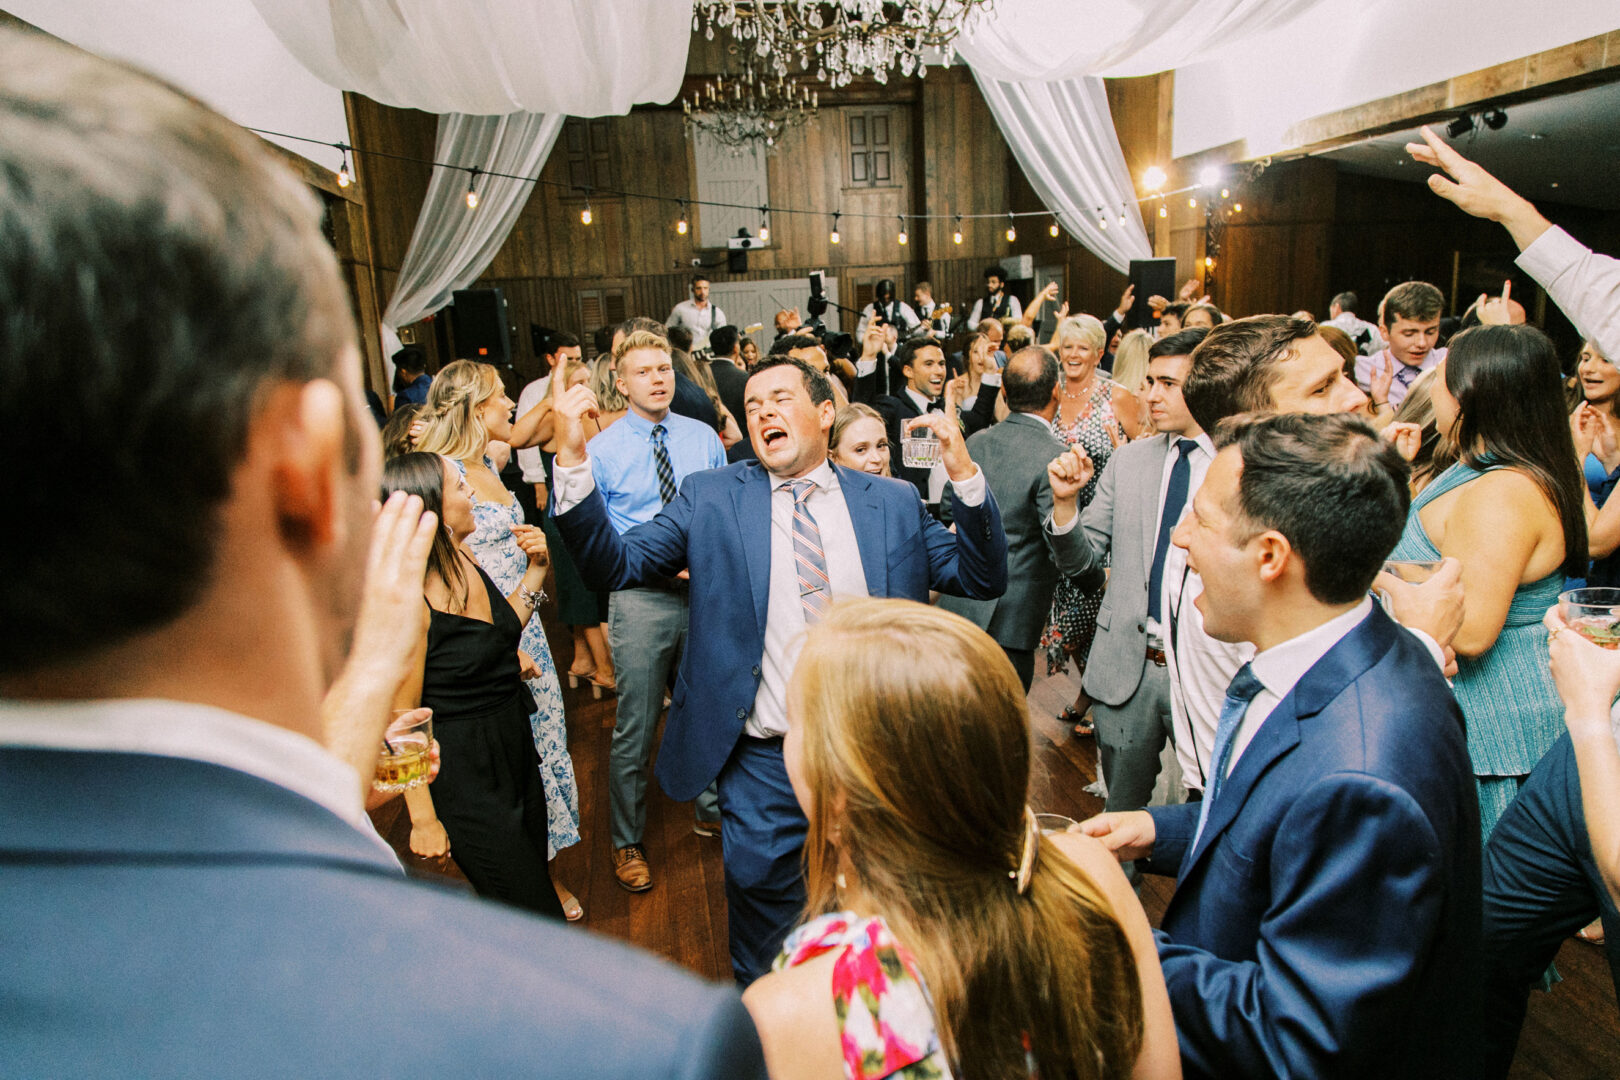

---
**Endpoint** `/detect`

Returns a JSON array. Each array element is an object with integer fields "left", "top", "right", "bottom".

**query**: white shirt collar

[
  {"left": 773, "top": 459, "right": 839, "bottom": 493},
  {"left": 1249, "top": 598, "right": 1373, "bottom": 701},
  {"left": 904, "top": 386, "right": 937, "bottom": 413},
  {"left": 0, "top": 698, "right": 395, "bottom": 859}
]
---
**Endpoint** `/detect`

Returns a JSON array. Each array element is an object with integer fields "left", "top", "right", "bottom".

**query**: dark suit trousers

[
  {"left": 1481, "top": 732, "right": 1620, "bottom": 1077},
  {"left": 1001, "top": 645, "right": 1035, "bottom": 691},
  {"left": 717, "top": 735, "right": 808, "bottom": 985}
]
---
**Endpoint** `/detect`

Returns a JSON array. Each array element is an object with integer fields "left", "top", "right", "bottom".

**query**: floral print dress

[
  {"left": 453, "top": 458, "right": 581, "bottom": 859},
  {"left": 774, "top": 912, "right": 952, "bottom": 1080},
  {"left": 1040, "top": 378, "right": 1127, "bottom": 676}
]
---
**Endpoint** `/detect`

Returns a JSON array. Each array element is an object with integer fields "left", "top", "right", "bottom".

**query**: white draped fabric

[
  {"left": 249, "top": 0, "right": 693, "bottom": 116},
  {"left": 379, "top": 111, "right": 563, "bottom": 362},
  {"left": 958, "top": 0, "right": 1336, "bottom": 273}
]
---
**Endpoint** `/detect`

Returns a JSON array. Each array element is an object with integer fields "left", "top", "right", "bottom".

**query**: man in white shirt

[
  {"left": 912, "top": 280, "right": 951, "bottom": 339},
  {"left": 667, "top": 274, "right": 727, "bottom": 351},
  {"left": 874, "top": 340, "right": 950, "bottom": 506},
  {"left": 0, "top": 31, "right": 766, "bottom": 1077},
  {"left": 1325, "top": 290, "right": 1381, "bottom": 355},
  {"left": 547, "top": 355, "right": 1007, "bottom": 984},
  {"left": 854, "top": 278, "right": 919, "bottom": 339},
  {"left": 967, "top": 264, "right": 1023, "bottom": 329},
  {"left": 514, "top": 330, "right": 582, "bottom": 506},
  {"left": 1082, "top": 412, "right": 1481, "bottom": 1078},
  {"left": 1354, "top": 280, "right": 1446, "bottom": 413}
]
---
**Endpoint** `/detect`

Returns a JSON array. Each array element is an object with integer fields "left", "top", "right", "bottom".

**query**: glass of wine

[
  {"left": 373, "top": 709, "right": 434, "bottom": 792},
  {"left": 1034, "top": 813, "right": 1079, "bottom": 835},
  {"left": 1559, "top": 587, "right": 1620, "bottom": 649}
]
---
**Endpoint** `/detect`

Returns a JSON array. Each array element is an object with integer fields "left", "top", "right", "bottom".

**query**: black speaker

[
  {"left": 451, "top": 287, "right": 510, "bottom": 365},
  {"left": 1127, "top": 258, "right": 1178, "bottom": 331},
  {"left": 727, "top": 248, "right": 748, "bottom": 274}
]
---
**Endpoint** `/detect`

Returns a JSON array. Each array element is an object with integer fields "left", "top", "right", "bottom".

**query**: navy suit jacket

[
  {"left": 1144, "top": 606, "right": 1482, "bottom": 1079},
  {"left": 0, "top": 747, "right": 765, "bottom": 1078},
  {"left": 554, "top": 460, "right": 1008, "bottom": 800}
]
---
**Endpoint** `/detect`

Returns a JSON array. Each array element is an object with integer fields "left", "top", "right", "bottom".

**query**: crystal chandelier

[
  {"left": 693, "top": 1, "right": 998, "bottom": 88},
  {"left": 683, "top": 64, "right": 821, "bottom": 152}
]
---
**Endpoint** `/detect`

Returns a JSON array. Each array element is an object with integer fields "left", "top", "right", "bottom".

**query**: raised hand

[
  {"left": 1572, "top": 401, "right": 1604, "bottom": 461},
  {"left": 1382, "top": 421, "right": 1422, "bottom": 462},
  {"left": 1054, "top": 301, "right": 1071, "bottom": 321},
  {"left": 1370, "top": 352, "right": 1394, "bottom": 408},
  {"left": 1047, "top": 448, "right": 1094, "bottom": 519},
  {"left": 1115, "top": 283, "right": 1135, "bottom": 319},
  {"left": 1404, "top": 125, "right": 1550, "bottom": 249},
  {"left": 1178, "top": 278, "right": 1201, "bottom": 302},
  {"left": 906, "top": 377, "right": 973, "bottom": 481},
  {"left": 1147, "top": 294, "right": 1169, "bottom": 315},
  {"left": 1544, "top": 605, "right": 1620, "bottom": 726},
  {"left": 510, "top": 523, "right": 549, "bottom": 567},
  {"left": 552, "top": 364, "right": 601, "bottom": 468},
  {"left": 1039, "top": 281, "right": 1060, "bottom": 302},
  {"left": 1476, "top": 279, "right": 1520, "bottom": 325}
]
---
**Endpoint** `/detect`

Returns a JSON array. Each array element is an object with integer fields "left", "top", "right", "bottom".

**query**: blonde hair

[
  {"left": 1056, "top": 313, "right": 1106, "bottom": 352},
  {"left": 828, "top": 402, "right": 884, "bottom": 454},
  {"left": 1005, "top": 324, "right": 1035, "bottom": 352},
  {"left": 613, "top": 328, "right": 670, "bottom": 365},
  {"left": 791, "top": 599, "right": 1145, "bottom": 1079},
  {"left": 1111, "top": 329, "right": 1154, "bottom": 394},
  {"left": 415, "top": 359, "right": 502, "bottom": 462},
  {"left": 589, "top": 356, "right": 627, "bottom": 412}
]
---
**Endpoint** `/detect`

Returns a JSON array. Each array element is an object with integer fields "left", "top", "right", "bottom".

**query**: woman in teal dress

[{"left": 1388, "top": 325, "right": 1587, "bottom": 840}]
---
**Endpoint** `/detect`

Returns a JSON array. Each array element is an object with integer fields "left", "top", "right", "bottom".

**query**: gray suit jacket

[
  {"left": 939, "top": 412, "right": 1088, "bottom": 650},
  {"left": 1072, "top": 433, "right": 1174, "bottom": 706}
]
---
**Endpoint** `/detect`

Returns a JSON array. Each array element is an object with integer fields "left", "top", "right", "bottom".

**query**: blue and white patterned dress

[{"left": 453, "top": 458, "right": 581, "bottom": 858}]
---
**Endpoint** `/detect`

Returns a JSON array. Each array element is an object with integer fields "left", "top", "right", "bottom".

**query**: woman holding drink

[
  {"left": 1387, "top": 325, "right": 1587, "bottom": 839},
  {"left": 383, "top": 452, "right": 565, "bottom": 921}
]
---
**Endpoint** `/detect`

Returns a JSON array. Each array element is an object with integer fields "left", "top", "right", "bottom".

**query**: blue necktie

[
  {"left": 1147, "top": 439, "right": 1197, "bottom": 623},
  {"left": 785, "top": 479, "right": 831, "bottom": 623},
  {"left": 1192, "top": 662, "right": 1266, "bottom": 851},
  {"left": 650, "top": 424, "right": 677, "bottom": 505}
]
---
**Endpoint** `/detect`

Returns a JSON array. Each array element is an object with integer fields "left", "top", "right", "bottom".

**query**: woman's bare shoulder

[{"left": 742, "top": 954, "right": 845, "bottom": 1080}]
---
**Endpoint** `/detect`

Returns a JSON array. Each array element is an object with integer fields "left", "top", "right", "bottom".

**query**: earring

[{"left": 835, "top": 872, "right": 847, "bottom": 892}]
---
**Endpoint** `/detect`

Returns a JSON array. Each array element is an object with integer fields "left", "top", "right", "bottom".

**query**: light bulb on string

[
  {"left": 465, "top": 167, "right": 480, "bottom": 210},
  {"left": 897, "top": 216, "right": 908, "bottom": 246},
  {"left": 1005, "top": 213, "right": 1016, "bottom": 243},
  {"left": 1188, "top": 197, "right": 1197, "bottom": 209},
  {"left": 581, "top": 201, "right": 593, "bottom": 226},
  {"left": 676, "top": 201, "right": 688, "bottom": 235},
  {"left": 1220, "top": 188, "right": 1230, "bottom": 199},
  {"left": 953, "top": 215, "right": 963, "bottom": 245},
  {"left": 1049, "top": 216, "right": 1061, "bottom": 238},
  {"left": 1096, "top": 207, "right": 1107, "bottom": 231},
  {"left": 1233, "top": 203, "right": 1243, "bottom": 213},
  {"left": 829, "top": 212, "right": 841, "bottom": 245},
  {"left": 336, "top": 147, "right": 352, "bottom": 189},
  {"left": 759, "top": 206, "right": 770, "bottom": 243},
  {"left": 1159, "top": 204, "right": 1168, "bottom": 218},
  {"left": 1117, "top": 210, "right": 1127, "bottom": 227}
]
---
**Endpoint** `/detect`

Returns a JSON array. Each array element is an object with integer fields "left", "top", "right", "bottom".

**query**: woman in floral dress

[
  {"left": 417, "top": 360, "right": 584, "bottom": 919},
  {"left": 1041, "top": 315, "right": 1142, "bottom": 735}
]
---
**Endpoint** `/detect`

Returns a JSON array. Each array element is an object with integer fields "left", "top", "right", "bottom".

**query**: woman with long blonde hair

[
  {"left": 1109, "top": 329, "right": 1154, "bottom": 436},
  {"left": 415, "top": 359, "right": 585, "bottom": 919},
  {"left": 744, "top": 599, "right": 1177, "bottom": 1080}
]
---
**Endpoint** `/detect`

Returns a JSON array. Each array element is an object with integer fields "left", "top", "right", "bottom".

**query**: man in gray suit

[
  {"left": 1061, "top": 329, "right": 1210, "bottom": 812},
  {"left": 941, "top": 346, "right": 1094, "bottom": 689}
]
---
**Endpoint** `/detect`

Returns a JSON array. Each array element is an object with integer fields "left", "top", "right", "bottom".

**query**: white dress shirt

[
  {"left": 1145, "top": 432, "right": 1215, "bottom": 644},
  {"left": 904, "top": 385, "right": 950, "bottom": 503},
  {"left": 550, "top": 452, "right": 985, "bottom": 738},
  {"left": 1518, "top": 224, "right": 1620, "bottom": 363},
  {"left": 667, "top": 299, "right": 727, "bottom": 351},
  {"left": 0, "top": 698, "right": 399, "bottom": 862},
  {"left": 514, "top": 374, "right": 552, "bottom": 486}
]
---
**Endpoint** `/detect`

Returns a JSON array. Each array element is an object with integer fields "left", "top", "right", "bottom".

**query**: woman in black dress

[{"left": 383, "top": 452, "right": 564, "bottom": 920}]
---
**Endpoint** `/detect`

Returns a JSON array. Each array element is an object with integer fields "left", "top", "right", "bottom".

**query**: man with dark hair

[
  {"left": 855, "top": 278, "right": 919, "bottom": 338},
  {"left": 968, "top": 264, "right": 1022, "bottom": 329},
  {"left": 1157, "top": 301, "right": 1189, "bottom": 337},
  {"left": 392, "top": 346, "right": 432, "bottom": 409},
  {"left": 913, "top": 280, "right": 951, "bottom": 338},
  {"left": 1355, "top": 280, "right": 1446, "bottom": 411},
  {"left": 707, "top": 324, "right": 749, "bottom": 430},
  {"left": 939, "top": 346, "right": 1090, "bottom": 688},
  {"left": 0, "top": 29, "right": 764, "bottom": 1078},
  {"left": 1083, "top": 412, "right": 1481, "bottom": 1079},
  {"left": 515, "top": 330, "right": 582, "bottom": 508},
  {"left": 1326, "top": 290, "right": 1380, "bottom": 355},
  {"left": 1182, "top": 315, "right": 1368, "bottom": 433},
  {"left": 549, "top": 353, "right": 1007, "bottom": 984},
  {"left": 667, "top": 274, "right": 726, "bottom": 351},
  {"left": 873, "top": 339, "right": 949, "bottom": 504},
  {"left": 1057, "top": 328, "right": 1210, "bottom": 818}
]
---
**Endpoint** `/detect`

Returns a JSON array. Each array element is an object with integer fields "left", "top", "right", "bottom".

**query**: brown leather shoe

[{"left": 613, "top": 845, "right": 652, "bottom": 892}]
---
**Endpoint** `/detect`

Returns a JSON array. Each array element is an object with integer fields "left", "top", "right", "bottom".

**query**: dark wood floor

[{"left": 371, "top": 606, "right": 1620, "bottom": 1078}]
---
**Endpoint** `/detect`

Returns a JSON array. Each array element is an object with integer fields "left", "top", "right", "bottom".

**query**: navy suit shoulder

[{"left": 0, "top": 748, "right": 766, "bottom": 1080}]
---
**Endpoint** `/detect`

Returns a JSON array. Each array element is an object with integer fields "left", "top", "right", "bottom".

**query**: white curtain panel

[
  {"left": 971, "top": 72, "right": 1151, "bottom": 273},
  {"left": 249, "top": 0, "right": 692, "bottom": 116},
  {"left": 958, "top": 0, "right": 1336, "bottom": 273},
  {"left": 379, "top": 111, "right": 563, "bottom": 361}
]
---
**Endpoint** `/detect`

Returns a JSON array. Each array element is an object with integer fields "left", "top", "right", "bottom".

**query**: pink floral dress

[{"left": 774, "top": 912, "right": 952, "bottom": 1080}]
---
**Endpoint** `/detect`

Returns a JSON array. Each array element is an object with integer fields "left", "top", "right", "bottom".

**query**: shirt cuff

[
  {"left": 856, "top": 357, "right": 878, "bottom": 377},
  {"left": 1047, "top": 510, "right": 1078, "bottom": 535},
  {"left": 950, "top": 465, "right": 986, "bottom": 507},
  {"left": 1516, "top": 225, "right": 1582, "bottom": 284},
  {"left": 1405, "top": 626, "right": 1449, "bottom": 673},
  {"left": 550, "top": 458, "right": 597, "bottom": 514}
]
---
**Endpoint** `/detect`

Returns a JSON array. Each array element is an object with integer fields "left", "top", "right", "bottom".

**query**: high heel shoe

[
  {"left": 566, "top": 664, "right": 595, "bottom": 690},
  {"left": 589, "top": 675, "right": 616, "bottom": 700}
]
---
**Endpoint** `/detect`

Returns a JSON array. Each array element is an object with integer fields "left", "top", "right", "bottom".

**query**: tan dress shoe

[{"left": 613, "top": 845, "right": 652, "bottom": 892}]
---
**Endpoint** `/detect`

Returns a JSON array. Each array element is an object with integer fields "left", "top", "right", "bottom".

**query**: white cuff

[
  {"left": 1047, "top": 509, "right": 1078, "bottom": 535},
  {"left": 1405, "top": 626, "right": 1449, "bottom": 673},
  {"left": 950, "top": 465, "right": 986, "bottom": 507},
  {"left": 549, "top": 458, "right": 597, "bottom": 515},
  {"left": 1515, "top": 225, "right": 1581, "bottom": 283},
  {"left": 855, "top": 357, "right": 878, "bottom": 378}
]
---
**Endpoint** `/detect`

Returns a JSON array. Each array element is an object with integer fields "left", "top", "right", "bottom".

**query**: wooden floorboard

[{"left": 372, "top": 605, "right": 1618, "bottom": 1073}]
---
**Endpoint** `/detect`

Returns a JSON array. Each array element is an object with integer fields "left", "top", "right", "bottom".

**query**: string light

[
  {"left": 1220, "top": 188, "right": 1230, "bottom": 199},
  {"left": 465, "top": 167, "right": 480, "bottom": 210},
  {"left": 1188, "top": 197, "right": 1197, "bottom": 209},
  {"left": 1205, "top": 256, "right": 1216, "bottom": 269},
  {"left": 953, "top": 215, "right": 963, "bottom": 245},
  {"left": 1233, "top": 203, "right": 1243, "bottom": 213},
  {"left": 759, "top": 205, "right": 770, "bottom": 242},
  {"left": 1143, "top": 165, "right": 1167, "bottom": 191},
  {"left": 897, "top": 215, "right": 908, "bottom": 246},
  {"left": 581, "top": 200, "right": 593, "bottom": 225},
  {"left": 676, "top": 201, "right": 689, "bottom": 235},
  {"left": 829, "top": 212, "right": 841, "bottom": 244},
  {"left": 336, "top": 147, "right": 352, "bottom": 189},
  {"left": 1117, "top": 210, "right": 1127, "bottom": 227},
  {"left": 1048, "top": 216, "right": 1061, "bottom": 238},
  {"left": 1005, "top": 212, "right": 1017, "bottom": 242},
  {"left": 1158, "top": 204, "right": 1168, "bottom": 218}
]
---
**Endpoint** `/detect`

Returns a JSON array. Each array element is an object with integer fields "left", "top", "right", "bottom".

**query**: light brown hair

[
  {"left": 828, "top": 402, "right": 885, "bottom": 454},
  {"left": 415, "top": 359, "right": 502, "bottom": 462},
  {"left": 790, "top": 599, "right": 1145, "bottom": 1079}
]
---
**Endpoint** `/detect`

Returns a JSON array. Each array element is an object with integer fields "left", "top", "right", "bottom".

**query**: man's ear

[
  {"left": 1254, "top": 530, "right": 1293, "bottom": 586},
  {"left": 267, "top": 378, "right": 349, "bottom": 551}
]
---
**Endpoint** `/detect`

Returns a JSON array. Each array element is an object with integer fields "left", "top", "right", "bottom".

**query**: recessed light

[
  {"left": 1551, "top": 182, "right": 1560, "bottom": 188},
  {"left": 1528, "top": 133, "right": 1546, "bottom": 140}
]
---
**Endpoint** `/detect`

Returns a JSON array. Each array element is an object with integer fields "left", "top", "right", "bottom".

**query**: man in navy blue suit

[
  {"left": 1082, "top": 412, "right": 1481, "bottom": 1078},
  {"left": 551, "top": 355, "right": 1008, "bottom": 983},
  {"left": 0, "top": 31, "right": 764, "bottom": 1078}
]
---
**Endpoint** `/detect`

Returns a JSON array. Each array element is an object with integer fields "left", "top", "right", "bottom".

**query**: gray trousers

[
  {"left": 1093, "top": 661, "right": 1175, "bottom": 813},
  {"left": 607, "top": 588, "right": 718, "bottom": 850}
]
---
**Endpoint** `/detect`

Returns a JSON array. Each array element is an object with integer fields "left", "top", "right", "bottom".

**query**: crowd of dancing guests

[{"left": 8, "top": 28, "right": 1620, "bottom": 1080}]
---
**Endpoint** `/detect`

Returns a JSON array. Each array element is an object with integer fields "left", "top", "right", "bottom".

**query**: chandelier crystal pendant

[
  {"left": 693, "top": 0, "right": 997, "bottom": 88},
  {"left": 683, "top": 62, "right": 820, "bottom": 153}
]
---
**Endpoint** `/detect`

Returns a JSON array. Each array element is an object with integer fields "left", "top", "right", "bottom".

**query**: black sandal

[{"left": 1061, "top": 705, "right": 1094, "bottom": 738}]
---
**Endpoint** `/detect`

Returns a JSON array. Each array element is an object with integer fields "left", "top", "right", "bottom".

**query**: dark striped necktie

[
  {"left": 784, "top": 478, "right": 831, "bottom": 623},
  {"left": 650, "top": 424, "right": 677, "bottom": 504}
]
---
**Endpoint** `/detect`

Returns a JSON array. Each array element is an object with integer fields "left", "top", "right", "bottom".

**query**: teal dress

[{"left": 1389, "top": 461, "right": 1565, "bottom": 840}]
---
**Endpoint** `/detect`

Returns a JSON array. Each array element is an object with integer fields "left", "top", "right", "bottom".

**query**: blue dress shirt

[{"left": 588, "top": 409, "right": 726, "bottom": 535}]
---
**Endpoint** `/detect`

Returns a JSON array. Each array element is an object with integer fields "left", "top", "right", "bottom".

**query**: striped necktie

[
  {"left": 785, "top": 478, "right": 831, "bottom": 623},
  {"left": 650, "top": 423, "right": 677, "bottom": 504}
]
